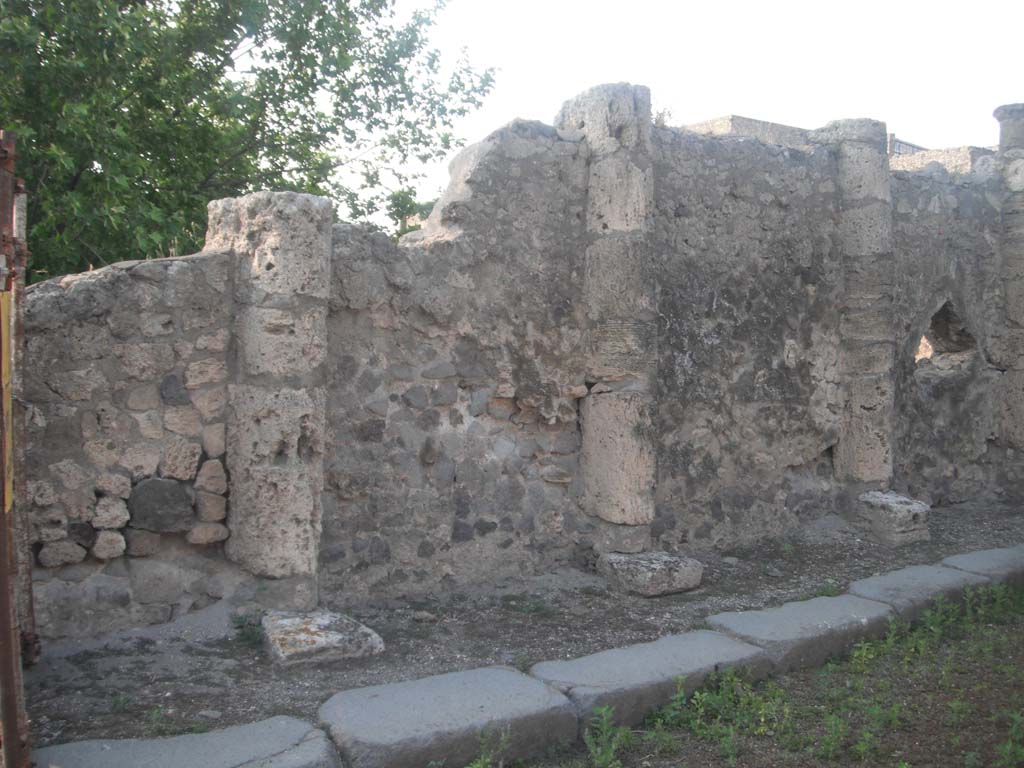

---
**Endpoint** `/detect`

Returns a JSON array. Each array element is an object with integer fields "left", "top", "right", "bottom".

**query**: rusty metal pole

[{"left": 0, "top": 129, "right": 31, "bottom": 768}]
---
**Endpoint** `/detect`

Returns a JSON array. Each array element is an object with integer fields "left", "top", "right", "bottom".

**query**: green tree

[
  {"left": 385, "top": 187, "right": 435, "bottom": 237},
  {"left": 0, "top": 0, "right": 492, "bottom": 280}
]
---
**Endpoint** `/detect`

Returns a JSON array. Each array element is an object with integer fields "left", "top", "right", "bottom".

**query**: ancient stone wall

[
  {"left": 19, "top": 84, "right": 1024, "bottom": 638},
  {"left": 890, "top": 157, "right": 1006, "bottom": 504},
  {"left": 650, "top": 127, "right": 842, "bottom": 548}
]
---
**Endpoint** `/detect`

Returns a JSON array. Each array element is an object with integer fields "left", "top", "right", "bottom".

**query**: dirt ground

[{"left": 24, "top": 501, "right": 1024, "bottom": 748}]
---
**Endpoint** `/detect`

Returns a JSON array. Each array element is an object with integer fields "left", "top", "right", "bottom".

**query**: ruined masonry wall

[
  {"left": 19, "top": 85, "right": 1024, "bottom": 638},
  {"left": 24, "top": 252, "right": 243, "bottom": 636}
]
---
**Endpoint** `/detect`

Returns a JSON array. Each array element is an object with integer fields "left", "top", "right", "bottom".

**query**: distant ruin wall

[{"left": 20, "top": 84, "right": 1024, "bottom": 638}]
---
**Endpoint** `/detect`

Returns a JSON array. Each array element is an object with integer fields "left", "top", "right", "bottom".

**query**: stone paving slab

[
  {"left": 32, "top": 715, "right": 339, "bottom": 768},
  {"left": 706, "top": 595, "right": 894, "bottom": 672},
  {"left": 941, "top": 546, "right": 1024, "bottom": 587},
  {"left": 530, "top": 630, "right": 769, "bottom": 726},
  {"left": 318, "top": 666, "right": 577, "bottom": 768},
  {"left": 262, "top": 610, "right": 384, "bottom": 666},
  {"left": 848, "top": 564, "right": 990, "bottom": 623}
]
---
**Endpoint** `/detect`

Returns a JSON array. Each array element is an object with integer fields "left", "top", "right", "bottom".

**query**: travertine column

[
  {"left": 556, "top": 85, "right": 657, "bottom": 540},
  {"left": 811, "top": 120, "right": 896, "bottom": 486},
  {"left": 993, "top": 104, "right": 1024, "bottom": 448},
  {"left": 204, "top": 192, "right": 331, "bottom": 610}
]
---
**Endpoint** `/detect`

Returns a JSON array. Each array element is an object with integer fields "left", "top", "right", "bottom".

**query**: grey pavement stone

[
  {"left": 848, "top": 564, "right": 990, "bottom": 623},
  {"left": 941, "top": 545, "right": 1024, "bottom": 587},
  {"left": 318, "top": 666, "right": 577, "bottom": 768},
  {"left": 530, "top": 630, "right": 769, "bottom": 726},
  {"left": 32, "top": 715, "right": 340, "bottom": 768},
  {"left": 707, "top": 595, "right": 894, "bottom": 672}
]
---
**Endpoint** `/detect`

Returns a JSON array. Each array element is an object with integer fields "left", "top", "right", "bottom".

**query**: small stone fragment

[
  {"left": 598, "top": 551, "right": 704, "bottom": 597},
  {"left": 189, "top": 387, "right": 226, "bottom": 420},
  {"left": 187, "top": 522, "right": 230, "bottom": 545},
  {"left": 118, "top": 443, "right": 161, "bottom": 480},
  {"left": 195, "top": 459, "right": 227, "bottom": 494},
  {"left": 160, "top": 438, "right": 202, "bottom": 481},
  {"left": 857, "top": 491, "right": 930, "bottom": 546},
  {"left": 196, "top": 491, "right": 227, "bottom": 522},
  {"left": 127, "top": 384, "right": 160, "bottom": 411},
  {"left": 262, "top": 609, "right": 384, "bottom": 666},
  {"left": 202, "top": 423, "right": 226, "bottom": 458},
  {"left": 161, "top": 375, "right": 191, "bottom": 406},
  {"left": 184, "top": 359, "right": 227, "bottom": 389},
  {"left": 421, "top": 361, "right": 456, "bottom": 379},
  {"left": 96, "top": 473, "right": 131, "bottom": 499},
  {"left": 67, "top": 522, "right": 98, "bottom": 549},
  {"left": 541, "top": 466, "right": 573, "bottom": 484},
  {"left": 38, "top": 541, "right": 87, "bottom": 568},
  {"left": 92, "top": 530, "right": 126, "bottom": 560},
  {"left": 163, "top": 406, "right": 203, "bottom": 437},
  {"left": 92, "top": 496, "right": 130, "bottom": 529},
  {"left": 128, "top": 478, "right": 194, "bottom": 532},
  {"left": 125, "top": 528, "right": 161, "bottom": 557},
  {"left": 132, "top": 411, "right": 164, "bottom": 439}
]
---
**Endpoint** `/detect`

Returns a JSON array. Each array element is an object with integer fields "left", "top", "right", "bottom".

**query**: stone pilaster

[
  {"left": 993, "top": 105, "right": 1024, "bottom": 448},
  {"left": 556, "top": 85, "right": 657, "bottom": 539},
  {"left": 811, "top": 120, "right": 896, "bottom": 486},
  {"left": 204, "top": 192, "right": 332, "bottom": 609}
]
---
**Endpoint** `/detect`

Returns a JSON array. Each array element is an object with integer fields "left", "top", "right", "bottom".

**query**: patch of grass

[
  {"left": 110, "top": 693, "right": 132, "bottom": 714},
  {"left": 512, "top": 653, "right": 534, "bottom": 673},
  {"left": 231, "top": 611, "right": 265, "bottom": 647},
  {"left": 812, "top": 583, "right": 843, "bottom": 598},
  {"left": 465, "top": 728, "right": 511, "bottom": 768},
  {"left": 144, "top": 706, "right": 176, "bottom": 738},
  {"left": 996, "top": 709, "right": 1024, "bottom": 768}
]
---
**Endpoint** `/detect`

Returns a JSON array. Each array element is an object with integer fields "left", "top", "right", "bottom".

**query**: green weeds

[
  {"left": 230, "top": 611, "right": 264, "bottom": 647},
  {"left": 583, "top": 706, "right": 631, "bottom": 768}
]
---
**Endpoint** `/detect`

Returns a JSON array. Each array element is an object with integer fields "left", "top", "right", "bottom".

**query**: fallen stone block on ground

[
  {"left": 263, "top": 609, "right": 384, "bottom": 666},
  {"left": 318, "top": 666, "right": 577, "bottom": 768},
  {"left": 707, "top": 595, "right": 894, "bottom": 672},
  {"left": 597, "top": 551, "right": 703, "bottom": 596},
  {"left": 530, "top": 630, "right": 769, "bottom": 726},
  {"left": 32, "top": 715, "right": 340, "bottom": 768},
  {"left": 941, "top": 545, "right": 1024, "bottom": 587},
  {"left": 857, "top": 491, "right": 930, "bottom": 546},
  {"left": 848, "top": 564, "right": 989, "bottom": 622}
]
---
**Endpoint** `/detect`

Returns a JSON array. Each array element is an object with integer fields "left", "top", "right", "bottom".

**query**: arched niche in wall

[{"left": 913, "top": 300, "right": 978, "bottom": 375}]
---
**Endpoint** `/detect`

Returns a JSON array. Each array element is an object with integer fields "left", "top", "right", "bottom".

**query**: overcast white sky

[{"left": 407, "top": 0, "right": 1023, "bottom": 200}]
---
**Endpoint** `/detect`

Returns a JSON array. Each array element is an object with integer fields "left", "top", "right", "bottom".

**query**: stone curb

[
  {"left": 530, "top": 630, "right": 770, "bottom": 728},
  {"left": 706, "top": 594, "right": 895, "bottom": 672},
  {"left": 32, "top": 715, "right": 340, "bottom": 768},
  {"left": 941, "top": 545, "right": 1024, "bottom": 587},
  {"left": 848, "top": 564, "right": 990, "bottom": 623},
  {"left": 318, "top": 666, "right": 577, "bottom": 768},
  {"left": 33, "top": 544, "right": 1024, "bottom": 768}
]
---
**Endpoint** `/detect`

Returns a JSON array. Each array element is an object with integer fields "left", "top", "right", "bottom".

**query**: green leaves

[{"left": 0, "top": 0, "right": 493, "bottom": 280}]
